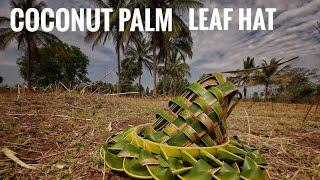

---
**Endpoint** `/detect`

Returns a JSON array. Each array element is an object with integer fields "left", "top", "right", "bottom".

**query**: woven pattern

[
  {"left": 146, "top": 72, "right": 241, "bottom": 147},
  {"left": 101, "top": 72, "right": 269, "bottom": 180}
]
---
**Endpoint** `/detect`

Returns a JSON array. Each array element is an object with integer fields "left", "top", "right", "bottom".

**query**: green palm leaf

[{"left": 101, "top": 72, "right": 269, "bottom": 179}]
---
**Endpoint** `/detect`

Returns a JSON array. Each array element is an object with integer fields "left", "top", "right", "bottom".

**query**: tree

[
  {"left": 157, "top": 77, "right": 189, "bottom": 96},
  {"left": 229, "top": 57, "right": 255, "bottom": 99},
  {"left": 0, "top": 76, "right": 3, "bottom": 84},
  {"left": 125, "top": 38, "right": 152, "bottom": 87},
  {"left": 0, "top": 0, "right": 64, "bottom": 89},
  {"left": 252, "top": 58, "right": 291, "bottom": 101},
  {"left": 85, "top": 0, "right": 140, "bottom": 93},
  {"left": 274, "top": 67, "right": 319, "bottom": 103},
  {"left": 17, "top": 44, "right": 89, "bottom": 87},
  {"left": 119, "top": 57, "right": 143, "bottom": 92},
  {"left": 158, "top": 49, "right": 190, "bottom": 96},
  {"left": 157, "top": 23, "right": 193, "bottom": 95},
  {"left": 138, "top": 0, "right": 202, "bottom": 96},
  {"left": 85, "top": 0, "right": 201, "bottom": 95}
]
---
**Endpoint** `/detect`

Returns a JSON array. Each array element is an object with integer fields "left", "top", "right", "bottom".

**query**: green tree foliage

[
  {"left": 86, "top": 0, "right": 202, "bottom": 95},
  {"left": 125, "top": 38, "right": 152, "bottom": 87},
  {"left": 85, "top": 0, "right": 141, "bottom": 93},
  {"left": 119, "top": 57, "right": 141, "bottom": 91},
  {"left": 144, "top": 0, "right": 201, "bottom": 95},
  {"left": 0, "top": 0, "right": 64, "bottom": 89},
  {"left": 157, "top": 77, "right": 189, "bottom": 96},
  {"left": 251, "top": 58, "right": 291, "bottom": 101},
  {"left": 158, "top": 49, "right": 190, "bottom": 96},
  {"left": 156, "top": 25, "right": 193, "bottom": 95},
  {"left": 228, "top": 57, "right": 256, "bottom": 99},
  {"left": 89, "top": 81, "right": 144, "bottom": 94},
  {"left": 17, "top": 44, "right": 89, "bottom": 87},
  {"left": 273, "top": 67, "right": 319, "bottom": 103}
]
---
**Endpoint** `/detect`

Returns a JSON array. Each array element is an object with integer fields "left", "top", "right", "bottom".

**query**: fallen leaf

[
  {"left": 107, "top": 122, "right": 112, "bottom": 132},
  {"left": 2, "top": 147, "right": 36, "bottom": 169},
  {"left": 54, "top": 163, "right": 68, "bottom": 169}
]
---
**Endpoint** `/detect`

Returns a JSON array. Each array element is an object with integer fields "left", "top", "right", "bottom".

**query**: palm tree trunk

[
  {"left": 138, "top": 75, "right": 142, "bottom": 95},
  {"left": 26, "top": 38, "right": 32, "bottom": 90},
  {"left": 264, "top": 82, "right": 269, "bottom": 101},
  {"left": 152, "top": 41, "right": 157, "bottom": 96},
  {"left": 138, "top": 75, "right": 142, "bottom": 87},
  {"left": 117, "top": 44, "right": 121, "bottom": 93},
  {"left": 163, "top": 38, "right": 168, "bottom": 96},
  {"left": 243, "top": 85, "right": 247, "bottom": 99},
  {"left": 163, "top": 62, "right": 167, "bottom": 96},
  {"left": 171, "top": 77, "right": 175, "bottom": 97}
]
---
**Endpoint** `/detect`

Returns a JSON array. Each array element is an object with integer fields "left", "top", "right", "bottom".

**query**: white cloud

[{"left": 188, "top": 0, "right": 320, "bottom": 82}]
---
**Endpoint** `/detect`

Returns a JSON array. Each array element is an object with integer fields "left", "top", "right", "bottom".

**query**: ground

[{"left": 0, "top": 91, "right": 319, "bottom": 179}]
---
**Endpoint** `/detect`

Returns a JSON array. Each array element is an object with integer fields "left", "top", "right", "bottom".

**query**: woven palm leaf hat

[{"left": 101, "top": 72, "right": 269, "bottom": 180}]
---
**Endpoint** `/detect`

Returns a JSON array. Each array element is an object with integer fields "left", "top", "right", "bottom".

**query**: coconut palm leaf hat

[{"left": 101, "top": 72, "right": 269, "bottom": 180}]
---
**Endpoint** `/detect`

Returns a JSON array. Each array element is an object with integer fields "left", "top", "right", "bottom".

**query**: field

[{"left": 0, "top": 92, "right": 319, "bottom": 179}]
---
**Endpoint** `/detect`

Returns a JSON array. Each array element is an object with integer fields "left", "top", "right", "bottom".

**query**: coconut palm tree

[
  {"left": 0, "top": 0, "right": 63, "bottom": 89},
  {"left": 85, "top": 0, "right": 140, "bottom": 93},
  {"left": 230, "top": 57, "right": 255, "bottom": 99},
  {"left": 125, "top": 38, "right": 152, "bottom": 87},
  {"left": 225, "top": 57, "right": 299, "bottom": 100},
  {"left": 156, "top": 23, "right": 193, "bottom": 95},
  {"left": 86, "top": 0, "right": 201, "bottom": 94},
  {"left": 252, "top": 58, "right": 291, "bottom": 101},
  {"left": 158, "top": 21, "right": 193, "bottom": 73},
  {"left": 167, "top": 49, "right": 190, "bottom": 80},
  {"left": 159, "top": 49, "right": 190, "bottom": 96},
  {"left": 139, "top": 0, "right": 202, "bottom": 96}
]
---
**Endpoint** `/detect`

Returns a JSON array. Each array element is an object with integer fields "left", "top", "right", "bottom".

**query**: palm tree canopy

[
  {"left": 243, "top": 56, "right": 255, "bottom": 69},
  {"left": 0, "top": 0, "right": 64, "bottom": 88},
  {"left": 0, "top": 0, "right": 63, "bottom": 50},
  {"left": 227, "top": 57, "right": 255, "bottom": 86},
  {"left": 85, "top": 0, "right": 141, "bottom": 51},
  {"left": 223, "top": 56, "right": 298, "bottom": 74},
  {"left": 125, "top": 38, "right": 153, "bottom": 74},
  {"left": 85, "top": 0, "right": 143, "bottom": 93},
  {"left": 252, "top": 58, "right": 292, "bottom": 86},
  {"left": 85, "top": 0, "right": 202, "bottom": 95},
  {"left": 159, "top": 49, "right": 190, "bottom": 79},
  {"left": 151, "top": 0, "right": 201, "bottom": 58}
]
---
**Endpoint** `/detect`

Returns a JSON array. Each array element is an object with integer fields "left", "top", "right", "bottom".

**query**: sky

[{"left": 0, "top": 0, "right": 320, "bottom": 89}]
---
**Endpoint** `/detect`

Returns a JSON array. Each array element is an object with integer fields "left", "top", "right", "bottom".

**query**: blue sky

[{"left": 0, "top": 0, "right": 320, "bottom": 88}]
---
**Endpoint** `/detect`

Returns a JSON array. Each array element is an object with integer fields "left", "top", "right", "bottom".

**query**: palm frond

[
  {"left": 0, "top": 28, "right": 18, "bottom": 50},
  {"left": 35, "top": 31, "right": 66, "bottom": 56},
  {"left": 0, "top": 17, "right": 10, "bottom": 26},
  {"left": 314, "top": 21, "right": 320, "bottom": 34},
  {"left": 223, "top": 56, "right": 299, "bottom": 74},
  {"left": 34, "top": 0, "right": 46, "bottom": 11},
  {"left": 85, "top": 0, "right": 107, "bottom": 7},
  {"left": 172, "top": 0, "right": 203, "bottom": 10}
]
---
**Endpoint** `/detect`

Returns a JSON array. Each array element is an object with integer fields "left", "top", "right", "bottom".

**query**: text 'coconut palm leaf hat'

[{"left": 101, "top": 72, "right": 269, "bottom": 180}]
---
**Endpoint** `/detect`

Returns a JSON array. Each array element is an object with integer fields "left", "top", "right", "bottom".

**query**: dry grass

[{"left": 0, "top": 92, "right": 319, "bottom": 179}]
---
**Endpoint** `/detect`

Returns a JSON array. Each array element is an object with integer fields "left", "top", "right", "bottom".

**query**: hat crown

[{"left": 143, "top": 72, "right": 241, "bottom": 147}]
